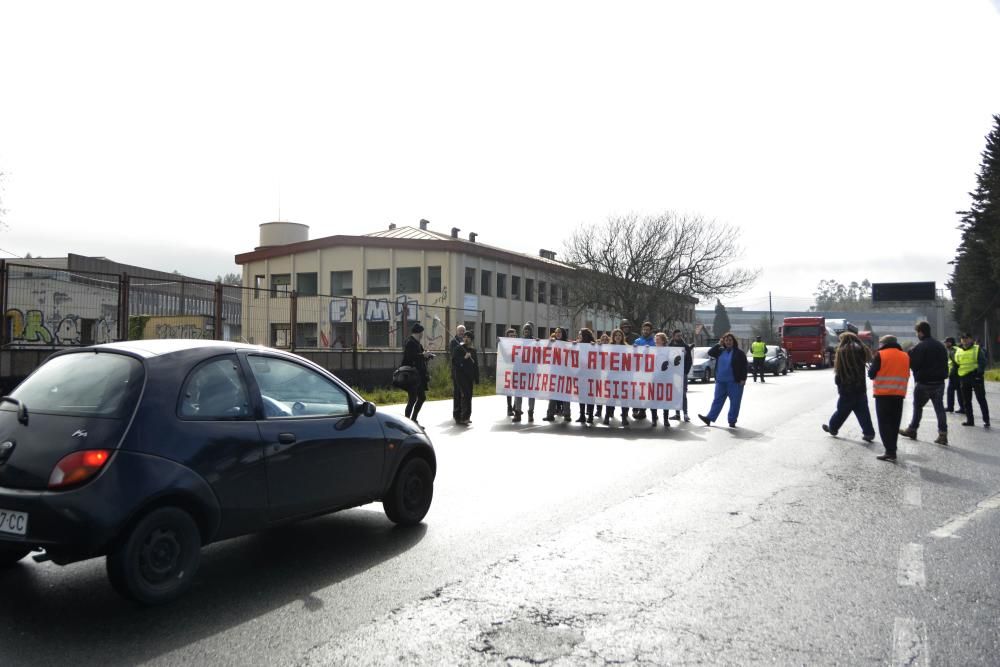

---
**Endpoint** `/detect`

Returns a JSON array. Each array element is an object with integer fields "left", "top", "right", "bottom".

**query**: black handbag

[{"left": 392, "top": 365, "right": 419, "bottom": 390}]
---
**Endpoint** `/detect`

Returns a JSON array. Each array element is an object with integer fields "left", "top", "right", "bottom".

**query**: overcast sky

[{"left": 1, "top": 1, "right": 998, "bottom": 311}]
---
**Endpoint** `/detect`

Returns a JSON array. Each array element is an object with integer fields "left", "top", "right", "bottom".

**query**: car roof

[{"left": 85, "top": 339, "right": 274, "bottom": 359}]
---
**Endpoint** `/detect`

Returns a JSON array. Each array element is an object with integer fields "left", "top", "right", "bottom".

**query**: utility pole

[{"left": 769, "top": 291, "right": 774, "bottom": 341}]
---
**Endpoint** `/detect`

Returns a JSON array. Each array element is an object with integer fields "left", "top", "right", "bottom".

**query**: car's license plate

[{"left": 0, "top": 508, "right": 28, "bottom": 536}]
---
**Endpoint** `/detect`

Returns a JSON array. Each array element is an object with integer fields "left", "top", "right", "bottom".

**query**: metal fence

[{"left": 0, "top": 261, "right": 486, "bottom": 353}]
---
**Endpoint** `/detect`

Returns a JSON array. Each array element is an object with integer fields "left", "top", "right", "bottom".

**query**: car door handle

[{"left": 278, "top": 433, "right": 296, "bottom": 444}]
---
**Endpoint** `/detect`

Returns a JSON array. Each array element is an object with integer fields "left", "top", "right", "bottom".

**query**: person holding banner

[
  {"left": 575, "top": 328, "right": 597, "bottom": 424},
  {"left": 651, "top": 332, "right": 672, "bottom": 429},
  {"left": 543, "top": 327, "right": 572, "bottom": 422},
  {"left": 512, "top": 322, "right": 537, "bottom": 423},
  {"left": 632, "top": 321, "right": 656, "bottom": 420},
  {"left": 452, "top": 330, "right": 479, "bottom": 425},
  {"left": 602, "top": 328, "right": 630, "bottom": 426},
  {"left": 504, "top": 328, "right": 518, "bottom": 417},
  {"left": 698, "top": 332, "right": 748, "bottom": 428},
  {"left": 595, "top": 333, "right": 611, "bottom": 420},
  {"left": 670, "top": 329, "right": 693, "bottom": 422}
]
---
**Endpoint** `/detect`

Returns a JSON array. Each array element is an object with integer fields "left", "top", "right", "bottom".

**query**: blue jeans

[
  {"left": 828, "top": 391, "right": 875, "bottom": 438},
  {"left": 707, "top": 380, "right": 744, "bottom": 425}
]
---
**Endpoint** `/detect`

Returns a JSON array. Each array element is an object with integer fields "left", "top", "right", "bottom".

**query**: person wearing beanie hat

[
  {"left": 401, "top": 321, "right": 433, "bottom": 426},
  {"left": 868, "top": 334, "right": 909, "bottom": 461}
]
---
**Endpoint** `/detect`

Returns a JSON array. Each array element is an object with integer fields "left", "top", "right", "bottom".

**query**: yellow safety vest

[
  {"left": 750, "top": 341, "right": 767, "bottom": 358},
  {"left": 955, "top": 344, "right": 980, "bottom": 377},
  {"left": 873, "top": 348, "right": 909, "bottom": 397}
]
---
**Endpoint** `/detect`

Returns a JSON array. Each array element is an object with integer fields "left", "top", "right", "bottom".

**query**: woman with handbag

[{"left": 402, "top": 322, "right": 433, "bottom": 426}]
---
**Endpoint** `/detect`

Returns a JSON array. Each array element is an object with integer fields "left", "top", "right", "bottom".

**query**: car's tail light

[{"left": 48, "top": 449, "right": 112, "bottom": 489}]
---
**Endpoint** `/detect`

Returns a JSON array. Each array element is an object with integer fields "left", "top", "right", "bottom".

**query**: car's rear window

[{"left": 4, "top": 352, "right": 144, "bottom": 418}]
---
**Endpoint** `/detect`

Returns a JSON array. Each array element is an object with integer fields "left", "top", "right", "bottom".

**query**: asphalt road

[{"left": 1, "top": 369, "right": 998, "bottom": 666}]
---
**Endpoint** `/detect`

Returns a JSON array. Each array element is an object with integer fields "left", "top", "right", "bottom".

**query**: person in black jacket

[
  {"left": 698, "top": 332, "right": 747, "bottom": 428},
  {"left": 944, "top": 337, "right": 965, "bottom": 414},
  {"left": 449, "top": 325, "right": 466, "bottom": 424},
  {"left": 452, "top": 331, "right": 479, "bottom": 425},
  {"left": 899, "top": 321, "right": 949, "bottom": 445},
  {"left": 402, "top": 322, "right": 433, "bottom": 425},
  {"left": 575, "top": 328, "right": 597, "bottom": 424},
  {"left": 822, "top": 332, "right": 876, "bottom": 441},
  {"left": 669, "top": 329, "right": 693, "bottom": 422}
]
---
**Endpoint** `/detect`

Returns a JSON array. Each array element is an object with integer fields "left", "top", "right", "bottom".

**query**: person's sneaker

[
  {"left": 934, "top": 432, "right": 948, "bottom": 446},
  {"left": 587, "top": 416, "right": 594, "bottom": 424},
  {"left": 542, "top": 415, "right": 555, "bottom": 422},
  {"left": 962, "top": 421, "right": 975, "bottom": 427},
  {"left": 528, "top": 411, "right": 534, "bottom": 423},
  {"left": 670, "top": 412, "right": 681, "bottom": 421},
  {"left": 512, "top": 413, "right": 522, "bottom": 423},
  {"left": 862, "top": 434, "right": 876, "bottom": 443},
  {"left": 564, "top": 414, "right": 572, "bottom": 422},
  {"left": 576, "top": 415, "right": 587, "bottom": 423},
  {"left": 822, "top": 424, "right": 838, "bottom": 436},
  {"left": 506, "top": 408, "right": 514, "bottom": 417},
  {"left": 603, "top": 416, "right": 611, "bottom": 425},
  {"left": 876, "top": 454, "right": 897, "bottom": 462},
  {"left": 899, "top": 427, "right": 918, "bottom": 440},
  {"left": 621, "top": 416, "right": 630, "bottom": 426},
  {"left": 729, "top": 423, "right": 737, "bottom": 428},
  {"left": 683, "top": 414, "right": 691, "bottom": 422},
  {"left": 985, "top": 423, "right": 991, "bottom": 430},
  {"left": 698, "top": 414, "right": 711, "bottom": 426}
]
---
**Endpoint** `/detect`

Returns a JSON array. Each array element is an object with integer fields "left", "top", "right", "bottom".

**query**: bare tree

[{"left": 562, "top": 212, "right": 759, "bottom": 330}]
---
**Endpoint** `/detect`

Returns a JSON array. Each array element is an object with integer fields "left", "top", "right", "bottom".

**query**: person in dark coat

[
  {"left": 822, "top": 332, "right": 876, "bottom": 441},
  {"left": 504, "top": 328, "right": 518, "bottom": 417},
  {"left": 698, "top": 332, "right": 748, "bottom": 428},
  {"left": 944, "top": 337, "right": 965, "bottom": 414},
  {"left": 669, "top": 329, "right": 693, "bottom": 422},
  {"left": 899, "top": 321, "right": 949, "bottom": 445},
  {"left": 575, "top": 328, "right": 597, "bottom": 424},
  {"left": 452, "top": 331, "right": 479, "bottom": 425},
  {"left": 449, "top": 325, "right": 466, "bottom": 424},
  {"left": 402, "top": 322, "right": 433, "bottom": 425},
  {"left": 543, "top": 327, "right": 572, "bottom": 422},
  {"left": 513, "top": 322, "right": 536, "bottom": 422}
]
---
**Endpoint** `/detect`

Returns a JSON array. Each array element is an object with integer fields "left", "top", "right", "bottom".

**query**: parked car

[
  {"left": 0, "top": 340, "right": 435, "bottom": 604},
  {"left": 763, "top": 345, "right": 790, "bottom": 376},
  {"left": 688, "top": 346, "right": 716, "bottom": 383}
]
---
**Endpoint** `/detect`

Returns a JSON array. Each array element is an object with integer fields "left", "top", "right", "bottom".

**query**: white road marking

[
  {"left": 904, "top": 486, "right": 922, "bottom": 507},
  {"left": 893, "top": 617, "right": 929, "bottom": 666},
  {"left": 929, "top": 491, "right": 1000, "bottom": 539},
  {"left": 897, "top": 543, "right": 926, "bottom": 587}
]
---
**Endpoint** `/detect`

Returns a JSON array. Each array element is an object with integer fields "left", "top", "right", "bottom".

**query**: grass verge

[{"left": 355, "top": 357, "right": 496, "bottom": 406}]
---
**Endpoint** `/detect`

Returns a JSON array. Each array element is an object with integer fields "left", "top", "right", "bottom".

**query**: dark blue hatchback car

[{"left": 0, "top": 340, "right": 435, "bottom": 604}]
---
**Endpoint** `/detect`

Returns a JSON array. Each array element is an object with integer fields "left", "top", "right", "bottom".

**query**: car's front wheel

[
  {"left": 384, "top": 457, "right": 434, "bottom": 526},
  {"left": 106, "top": 507, "right": 202, "bottom": 605},
  {"left": 0, "top": 544, "right": 30, "bottom": 568}
]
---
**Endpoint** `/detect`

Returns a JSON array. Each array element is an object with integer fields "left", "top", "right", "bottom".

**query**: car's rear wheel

[
  {"left": 106, "top": 507, "right": 202, "bottom": 605},
  {"left": 0, "top": 544, "right": 30, "bottom": 568},
  {"left": 383, "top": 457, "right": 434, "bottom": 526}
]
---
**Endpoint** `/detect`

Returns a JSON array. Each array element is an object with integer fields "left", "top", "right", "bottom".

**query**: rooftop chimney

[
  {"left": 469, "top": 232, "right": 478, "bottom": 243},
  {"left": 419, "top": 219, "right": 430, "bottom": 230},
  {"left": 389, "top": 223, "right": 396, "bottom": 230},
  {"left": 539, "top": 249, "right": 556, "bottom": 260},
  {"left": 451, "top": 227, "right": 460, "bottom": 238}
]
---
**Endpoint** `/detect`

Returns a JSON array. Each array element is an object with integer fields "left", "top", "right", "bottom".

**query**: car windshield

[
  {"left": 4, "top": 352, "right": 144, "bottom": 418},
  {"left": 765, "top": 346, "right": 780, "bottom": 358},
  {"left": 783, "top": 325, "right": 823, "bottom": 337},
  {"left": 692, "top": 347, "right": 711, "bottom": 360}
]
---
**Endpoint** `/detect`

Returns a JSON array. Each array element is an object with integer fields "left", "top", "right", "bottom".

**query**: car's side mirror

[{"left": 360, "top": 401, "right": 377, "bottom": 418}]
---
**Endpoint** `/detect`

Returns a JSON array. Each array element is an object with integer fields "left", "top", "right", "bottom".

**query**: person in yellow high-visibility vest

[
  {"left": 750, "top": 336, "right": 768, "bottom": 383},
  {"left": 956, "top": 332, "right": 990, "bottom": 429},
  {"left": 867, "top": 335, "right": 910, "bottom": 461}
]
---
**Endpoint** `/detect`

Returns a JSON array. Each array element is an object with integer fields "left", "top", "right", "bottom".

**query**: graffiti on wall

[
  {"left": 5, "top": 309, "right": 115, "bottom": 346},
  {"left": 328, "top": 295, "right": 419, "bottom": 323}
]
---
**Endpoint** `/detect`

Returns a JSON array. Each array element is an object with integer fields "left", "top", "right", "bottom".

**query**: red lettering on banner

[
  {"left": 620, "top": 354, "right": 631, "bottom": 372},
  {"left": 645, "top": 354, "right": 655, "bottom": 373},
  {"left": 610, "top": 352, "right": 620, "bottom": 371},
  {"left": 587, "top": 351, "right": 597, "bottom": 369},
  {"left": 552, "top": 347, "right": 562, "bottom": 366},
  {"left": 504, "top": 371, "right": 512, "bottom": 389},
  {"left": 666, "top": 384, "right": 673, "bottom": 401},
  {"left": 542, "top": 347, "right": 552, "bottom": 364},
  {"left": 511, "top": 345, "right": 521, "bottom": 363},
  {"left": 570, "top": 350, "right": 579, "bottom": 368}
]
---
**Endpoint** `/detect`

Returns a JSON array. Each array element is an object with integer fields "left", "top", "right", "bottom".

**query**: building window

[
  {"left": 367, "top": 269, "right": 390, "bottom": 295},
  {"left": 537, "top": 326, "right": 546, "bottom": 339},
  {"left": 464, "top": 321, "right": 477, "bottom": 336},
  {"left": 367, "top": 321, "right": 389, "bottom": 347},
  {"left": 254, "top": 275, "right": 265, "bottom": 299},
  {"left": 271, "top": 323, "right": 290, "bottom": 347},
  {"left": 511, "top": 275, "right": 521, "bottom": 300},
  {"left": 295, "top": 322, "right": 318, "bottom": 347},
  {"left": 550, "top": 282, "right": 558, "bottom": 305},
  {"left": 496, "top": 323, "right": 508, "bottom": 340},
  {"left": 329, "top": 323, "right": 352, "bottom": 348},
  {"left": 271, "top": 274, "right": 291, "bottom": 297},
  {"left": 428, "top": 266, "right": 442, "bottom": 293},
  {"left": 465, "top": 268, "right": 476, "bottom": 294},
  {"left": 397, "top": 267, "right": 421, "bottom": 293},
  {"left": 481, "top": 270, "right": 492, "bottom": 296},
  {"left": 497, "top": 273, "right": 507, "bottom": 298},
  {"left": 525, "top": 278, "right": 534, "bottom": 302},
  {"left": 562, "top": 285, "right": 569, "bottom": 305},
  {"left": 296, "top": 272, "right": 318, "bottom": 297},
  {"left": 538, "top": 280, "right": 547, "bottom": 304},
  {"left": 330, "top": 271, "right": 352, "bottom": 296}
]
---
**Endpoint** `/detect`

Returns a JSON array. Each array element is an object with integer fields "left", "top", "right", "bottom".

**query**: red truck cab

[{"left": 781, "top": 316, "right": 833, "bottom": 369}]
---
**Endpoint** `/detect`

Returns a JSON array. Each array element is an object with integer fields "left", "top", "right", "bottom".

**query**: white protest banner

[{"left": 496, "top": 338, "right": 684, "bottom": 410}]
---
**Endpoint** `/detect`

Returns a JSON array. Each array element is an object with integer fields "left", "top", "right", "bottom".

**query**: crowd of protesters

[{"left": 405, "top": 318, "right": 992, "bottom": 457}]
